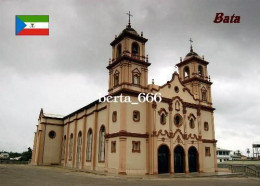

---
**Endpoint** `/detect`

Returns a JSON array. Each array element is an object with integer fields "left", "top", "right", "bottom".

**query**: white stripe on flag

[{"left": 24, "top": 22, "right": 49, "bottom": 29}]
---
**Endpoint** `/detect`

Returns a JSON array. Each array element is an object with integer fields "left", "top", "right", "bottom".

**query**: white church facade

[{"left": 31, "top": 20, "right": 217, "bottom": 175}]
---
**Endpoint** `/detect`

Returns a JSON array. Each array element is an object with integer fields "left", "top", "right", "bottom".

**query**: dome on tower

[
  {"left": 184, "top": 46, "right": 202, "bottom": 60},
  {"left": 121, "top": 24, "right": 138, "bottom": 36},
  {"left": 186, "top": 46, "right": 199, "bottom": 57}
]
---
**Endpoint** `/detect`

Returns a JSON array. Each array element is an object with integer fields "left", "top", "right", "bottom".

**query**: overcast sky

[{"left": 0, "top": 0, "right": 259, "bottom": 156}]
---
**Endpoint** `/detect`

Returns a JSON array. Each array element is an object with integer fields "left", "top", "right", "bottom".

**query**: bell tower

[
  {"left": 176, "top": 43, "right": 213, "bottom": 107},
  {"left": 107, "top": 13, "right": 151, "bottom": 95}
]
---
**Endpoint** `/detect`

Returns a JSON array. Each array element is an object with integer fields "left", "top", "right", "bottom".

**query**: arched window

[
  {"left": 175, "top": 101, "right": 180, "bottom": 111},
  {"left": 204, "top": 122, "right": 209, "bottom": 131},
  {"left": 160, "top": 113, "right": 166, "bottom": 124},
  {"left": 69, "top": 133, "right": 73, "bottom": 160},
  {"left": 174, "top": 114, "right": 183, "bottom": 127},
  {"left": 86, "top": 129, "right": 93, "bottom": 161},
  {"left": 189, "top": 118, "right": 195, "bottom": 129},
  {"left": 184, "top": 66, "right": 190, "bottom": 78},
  {"left": 112, "top": 111, "right": 117, "bottom": 122},
  {"left": 76, "top": 131, "right": 82, "bottom": 166},
  {"left": 133, "top": 74, "right": 140, "bottom": 85},
  {"left": 114, "top": 72, "right": 119, "bottom": 86},
  {"left": 99, "top": 126, "right": 105, "bottom": 162},
  {"left": 198, "top": 65, "right": 203, "bottom": 76},
  {"left": 116, "top": 44, "right": 122, "bottom": 58},
  {"left": 202, "top": 91, "right": 207, "bottom": 101},
  {"left": 132, "top": 42, "right": 139, "bottom": 56},
  {"left": 133, "top": 110, "right": 140, "bottom": 122},
  {"left": 61, "top": 135, "right": 66, "bottom": 160}
]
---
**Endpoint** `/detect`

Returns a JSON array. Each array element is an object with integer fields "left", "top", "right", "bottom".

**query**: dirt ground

[{"left": 0, "top": 164, "right": 259, "bottom": 186}]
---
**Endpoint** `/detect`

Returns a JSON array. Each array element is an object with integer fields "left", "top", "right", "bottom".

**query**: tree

[
  {"left": 20, "top": 147, "right": 32, "bottom": 161},
  {"left": 9, "top": 152, "right": 22, "bottom": 159}
]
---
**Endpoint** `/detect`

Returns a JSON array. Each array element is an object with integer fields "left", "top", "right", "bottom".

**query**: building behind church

[{"left": 31, "top": 20, "right": 217, "bottom": 175}]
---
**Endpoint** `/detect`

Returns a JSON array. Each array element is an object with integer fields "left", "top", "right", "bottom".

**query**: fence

[{"left": 218, "top": 164, "right": 260, "bottom": 178}]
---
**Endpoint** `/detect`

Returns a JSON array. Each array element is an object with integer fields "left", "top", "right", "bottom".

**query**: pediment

[{"left": 154, "top": 72, "right": 196, "bottom": 104}]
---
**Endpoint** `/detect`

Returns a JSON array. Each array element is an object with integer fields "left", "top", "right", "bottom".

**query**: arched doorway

[
  {"left": 158, "top": 145, "right": 170, "bottom": 174},
  {"left": 174, "top": 146, "right": 185, "bottom": 173},
  {"left": 188, "top": 146, "right": 198, "bottom": 172}
]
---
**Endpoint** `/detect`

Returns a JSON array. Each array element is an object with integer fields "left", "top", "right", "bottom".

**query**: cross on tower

[
  {"left": 189, "top": 38, "right": 194, "bottom": 52},
  {"left": 126, "top": 11, "right": 133, "bottom": 26},
  {"left": 189, "top": 38, "right": 193, "bottom": 47}
]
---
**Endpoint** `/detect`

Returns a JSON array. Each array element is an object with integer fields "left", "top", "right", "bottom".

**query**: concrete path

[{"left": 0, "top": 164, "right": 259, "bottom": 186}]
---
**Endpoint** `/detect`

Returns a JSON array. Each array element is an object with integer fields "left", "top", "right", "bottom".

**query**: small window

[
  {"left": 205, "top": 147, "right": 211, "bottom": 156},
  {"left": 132, "top": 141, "right": 140, "bottom": 153},
  {"left": 111, "top": 141, "right": 116, "bottom": 153},
  {"left": 132, "top": 42, "right": 139, "bottom": 55},
  {"left": 112, "top": 111, "right": 117, "bottom": 122},
  {"left": 204, "top": 122, "right": 209, "bottom": 131},
  {"left": 175, "top": 101, "right": 180, "bottom": 111},
  {"left": 133, "top": 111, "right": 140, "bottom": 122},
  {"left": 198, "top": 65, "right": 203, "bottom": 76},
  {"left": 116, "top": 44, "right": 122, "bottom": 58},
  {"left": 133, "top": 75, "right": 140, "bottom": 85},
  {"left": 49, "top": 131, "right": 56, "bottom": 139},
  {"left": 202, "top": 91, "right": 207, "bottom": 101},
  {"left": 174, "top": 86, "right": 179, "bottom": 93},
  {"left": 114, "top": 74, "right": 119, "bottom": 86},
  {"left": 174, "top": 114, "right": 182, "bottom": 127},
  {"left": 189, "top": 119, "right": 195, "bottom": 129},
  {"left": 160, "top": 113, "right": 166, "bottom": 125}
]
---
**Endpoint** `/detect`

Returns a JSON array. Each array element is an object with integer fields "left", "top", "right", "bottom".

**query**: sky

[{"left": 0, "top": 0, "right": 260, "bottom": 156}]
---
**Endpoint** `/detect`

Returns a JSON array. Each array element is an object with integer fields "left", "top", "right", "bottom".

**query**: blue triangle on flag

[{"left": 16, "top": 16, "right": 27, "bottom": 35}]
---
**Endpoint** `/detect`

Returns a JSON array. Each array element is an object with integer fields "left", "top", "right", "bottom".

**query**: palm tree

[{"left": 247, "top": 148, "right": 250, "bottom": 158}]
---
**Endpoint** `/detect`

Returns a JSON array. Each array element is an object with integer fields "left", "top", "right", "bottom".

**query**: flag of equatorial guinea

[{"left": 16, "top": 15, "right": 49, "bottom": 36}]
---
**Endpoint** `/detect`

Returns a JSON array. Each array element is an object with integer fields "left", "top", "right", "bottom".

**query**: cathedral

[{"left": 31, "top": 19, "right": 217, "bottom": 175}]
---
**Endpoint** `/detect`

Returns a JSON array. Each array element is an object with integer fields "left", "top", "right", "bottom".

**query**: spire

[{"left": 190, "top": 45, "right": 193, "bottom": 53}]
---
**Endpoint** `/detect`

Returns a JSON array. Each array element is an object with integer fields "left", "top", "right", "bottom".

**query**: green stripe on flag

[{"left": 17, "top": 15, "right": 49, "bottom": 22}]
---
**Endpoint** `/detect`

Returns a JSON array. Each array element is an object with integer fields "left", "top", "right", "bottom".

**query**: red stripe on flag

[{"left": 18, "top": 29, "right": 49, "bottom": 35}]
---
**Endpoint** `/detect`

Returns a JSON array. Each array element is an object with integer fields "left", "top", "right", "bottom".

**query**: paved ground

[{"left": 0, "top": 164, "right": 260, "bottom": 186}]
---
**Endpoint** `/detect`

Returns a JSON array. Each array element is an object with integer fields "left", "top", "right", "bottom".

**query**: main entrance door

[
  {"left": 158, "top": 145, "right": 169, "bottom": 174},
  {"left": 188, "top": 147, "right": 198, "bottom": 172},
  {"left": 174, "top": 146, "right": 185, "bottom": 173}
]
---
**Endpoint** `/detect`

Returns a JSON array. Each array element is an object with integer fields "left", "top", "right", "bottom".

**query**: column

[
  {"left": 64, "top": 121, "right": 70, "bottom": 166},
  {"left": 118, "top": 137, "right": 127, "bottom": 174},
  {"left": 92, "top": 104, "right": 98, "bottom": 170},
  {"left": 184, "top": 144, "right": 189, "bottom": 173},
  {"left": 81, "top": 110, "right": 87, "bottom": 169},
  {"left": 72, "top": 114, "right": 78, "bottom": 167},
  {"left": 152, "top": 102, "right": 158, "bottom": 174}
]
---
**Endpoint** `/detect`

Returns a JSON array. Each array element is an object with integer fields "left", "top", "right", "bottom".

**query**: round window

[
  {"left": 174, "top": 86, "right": 179, "bottom": 93},
  {"left": 49, "top": 131, "right": 56, "bottom": 139},
  {"left": 174, "top": 114, "right": 182, "bottom": 127}
]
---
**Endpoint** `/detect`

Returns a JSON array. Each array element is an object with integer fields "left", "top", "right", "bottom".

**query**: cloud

[{"left": 0, "top": 0, "right": 260, "bottom": 154}]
